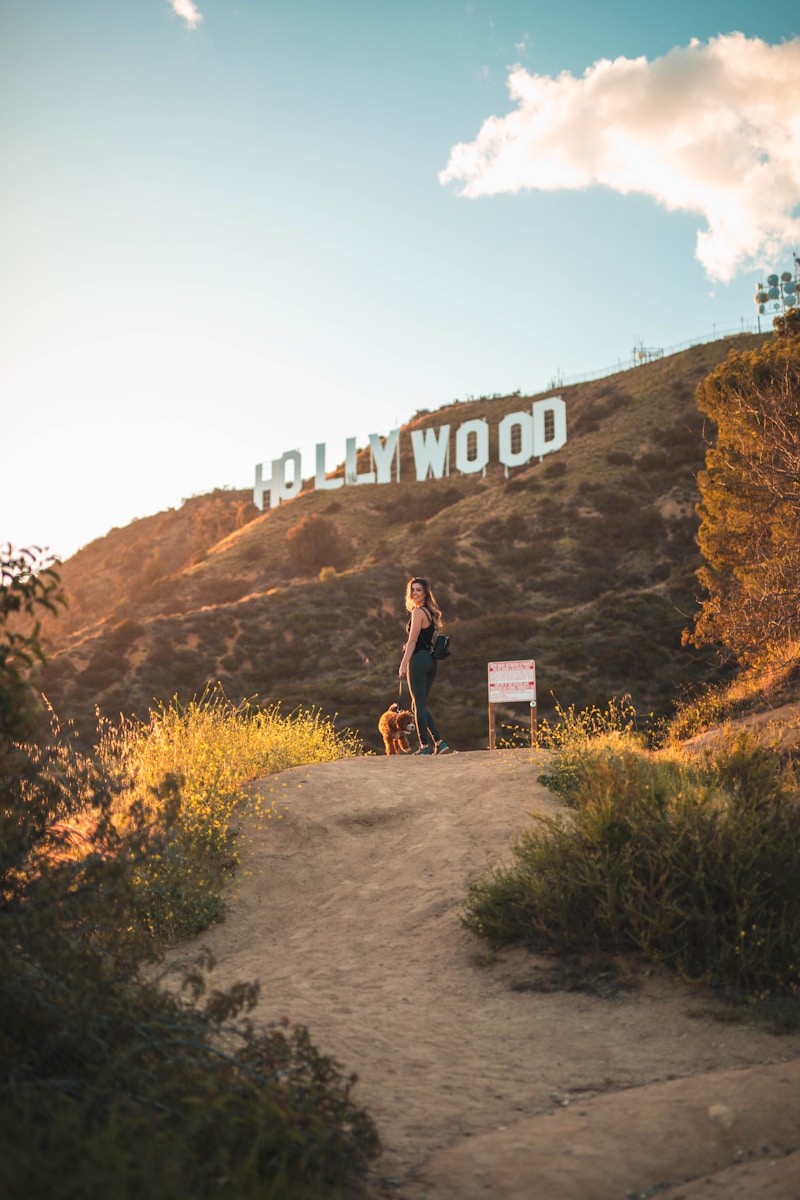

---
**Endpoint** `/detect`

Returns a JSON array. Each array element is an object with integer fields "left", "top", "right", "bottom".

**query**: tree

[
  {"left": 685, "top": 310, "right": 800, "bottom": 663},
  {"left": 286, "top": 513, "right": 347, "bottom": 571},
  {"left": 0, "top": 546, "right": 64, "bottom": 748}
]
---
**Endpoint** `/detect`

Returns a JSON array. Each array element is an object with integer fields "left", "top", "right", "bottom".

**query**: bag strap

[
  {"left": 421, "top": 605, "right": 438, "bottom": 629},
  {"left": 419, "top": 605, "right": 445, "bottom": 657}
]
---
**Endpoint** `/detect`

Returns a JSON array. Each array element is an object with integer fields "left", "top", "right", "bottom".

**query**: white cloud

[
  {"left": 439, "top": 33, "right": 800, "bottom": 282},
  {"left": 168, "top": 0, "right": 203, "bottom": 30}
]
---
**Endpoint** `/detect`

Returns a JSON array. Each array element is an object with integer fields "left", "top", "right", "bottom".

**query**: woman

[{"left": 398, "top": 577, "right": 453, "bottom": 755}]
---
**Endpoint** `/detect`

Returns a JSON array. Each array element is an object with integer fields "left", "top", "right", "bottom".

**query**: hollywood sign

[{"left": 254, "top": 396, "right": 567, "bottom": 509}]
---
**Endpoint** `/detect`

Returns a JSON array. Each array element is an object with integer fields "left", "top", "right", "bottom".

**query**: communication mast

[
  {"left": 631, "top": 341, "right": 664, "bottom": 365},
  {"left": 754, "top": 254, "right": 800, "bottom": 330}
]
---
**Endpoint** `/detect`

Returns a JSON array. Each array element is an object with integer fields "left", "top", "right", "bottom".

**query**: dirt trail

[{"left": 170, "top": 750, "right": 800, "bottom": 1199}]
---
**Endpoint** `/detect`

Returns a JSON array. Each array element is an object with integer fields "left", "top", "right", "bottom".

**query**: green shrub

[
  {"left": 1, "top": 575, "right": 377, "bottom": 1200},
  {"left": 286, "top": 514, "right": 348, "bottom": 572},
  {"left": 465, "top": 723, "right": 800, "bottom": 994},
  {"left": 1, "top": 790, "right": 379, "bottom": 1200},
  {"left": 1, "top": 547, "right": 65, "bottom": 743}
]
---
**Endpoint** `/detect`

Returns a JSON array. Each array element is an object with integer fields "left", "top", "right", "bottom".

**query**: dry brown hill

[{"left": 36, "top": 333, "right": 771, "bottom": 750}]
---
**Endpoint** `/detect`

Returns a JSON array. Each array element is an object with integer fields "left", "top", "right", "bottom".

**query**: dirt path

[{"left": 170, "top": 750, "right": 800, "bottom": 1199}]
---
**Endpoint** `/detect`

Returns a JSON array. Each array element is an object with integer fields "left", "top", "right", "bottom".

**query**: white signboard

[
  {"left": 488, "top": 659, "right": 536, "bottom": 704},
  {"left": 254, "top": 398, "right": 567, "bottom": 509}
]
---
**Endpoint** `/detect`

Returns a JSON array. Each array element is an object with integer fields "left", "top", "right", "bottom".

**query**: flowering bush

[{"left": 98, "top": 686, "right": 363, "bottom": 939}]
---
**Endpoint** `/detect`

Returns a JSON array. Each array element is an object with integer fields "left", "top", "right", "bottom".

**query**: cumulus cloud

[
  {"left": 168, "top": 0, "right": 203, "bottom": 30},
  {"left": 439, "top": 33, "right": 800, "bottom": 282}
]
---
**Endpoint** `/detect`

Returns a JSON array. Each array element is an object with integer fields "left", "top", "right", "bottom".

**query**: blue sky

[{"left": 2, "top": 0, "right": 799, "bottom": 561}]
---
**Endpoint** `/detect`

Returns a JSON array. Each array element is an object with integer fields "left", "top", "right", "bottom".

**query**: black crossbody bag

[
  {"left": 423, "top": 607, "right": 451, "bottom": 660},
  {"left": 431, "top": 633, "right": 451, "bottom": 660}
]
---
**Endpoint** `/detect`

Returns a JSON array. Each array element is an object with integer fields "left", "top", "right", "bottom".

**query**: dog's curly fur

[{"left": 378, "top": 703, "right": 416, "bottom": 755}]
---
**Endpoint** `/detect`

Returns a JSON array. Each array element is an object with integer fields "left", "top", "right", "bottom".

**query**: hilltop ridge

[{"left": 37, "top": 334, "right": 768, "bottom": 750}]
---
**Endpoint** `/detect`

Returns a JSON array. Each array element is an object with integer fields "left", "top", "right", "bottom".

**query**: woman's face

[{"left": 410, "top": 581, "right": 426, "bottom": 607}]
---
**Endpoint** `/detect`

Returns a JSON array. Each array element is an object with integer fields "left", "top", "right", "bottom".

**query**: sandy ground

[{"left": 169, "top": 749, "right": 800, "bottom": 1200}]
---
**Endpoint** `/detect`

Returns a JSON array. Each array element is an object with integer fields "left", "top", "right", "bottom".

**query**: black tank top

[{"left": 407, "top": 606, "right": 435, "bottom": 654}]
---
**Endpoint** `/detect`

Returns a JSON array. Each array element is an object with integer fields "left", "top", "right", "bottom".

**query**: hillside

[{"left": 36, "top": 333, "right": 769, "bottom": 751}]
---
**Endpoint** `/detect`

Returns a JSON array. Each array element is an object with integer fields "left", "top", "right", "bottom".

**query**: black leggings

[{"left": 407, "top": 651, "right": 442, "bottom": 751}]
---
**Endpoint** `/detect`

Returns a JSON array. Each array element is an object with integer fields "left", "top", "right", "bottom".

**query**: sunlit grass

[
  {"left": 97, "top": 686, "right": 363, "bottom": 940},
  {"left": 666, "top": 639, "right": 800, "bottom": 745}
]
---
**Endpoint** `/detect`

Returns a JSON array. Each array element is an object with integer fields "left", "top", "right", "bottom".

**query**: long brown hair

[{"left": 404, "top": 577, "right": 442, "bottom": 627}]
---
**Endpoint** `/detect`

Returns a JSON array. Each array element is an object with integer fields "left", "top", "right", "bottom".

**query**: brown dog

[{"left": 378, "top": 703, "right": 416, "bottom": 755}]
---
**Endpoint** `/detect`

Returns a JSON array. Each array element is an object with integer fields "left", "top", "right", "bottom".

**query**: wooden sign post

[{"left": 487, "top": 659, "right": 537, "bottom": 750}]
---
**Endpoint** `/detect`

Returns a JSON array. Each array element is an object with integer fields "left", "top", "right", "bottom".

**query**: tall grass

[
  {"left": 465, "top": 712, "right": 800, "bottom": 995},
  {"left": 97, "top": 687, "right": 363, "bottom": 941}
]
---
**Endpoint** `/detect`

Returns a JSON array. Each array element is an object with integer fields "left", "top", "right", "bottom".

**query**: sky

[{"left": 2, "top": 0, "right": 799, "bottom": 561}]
